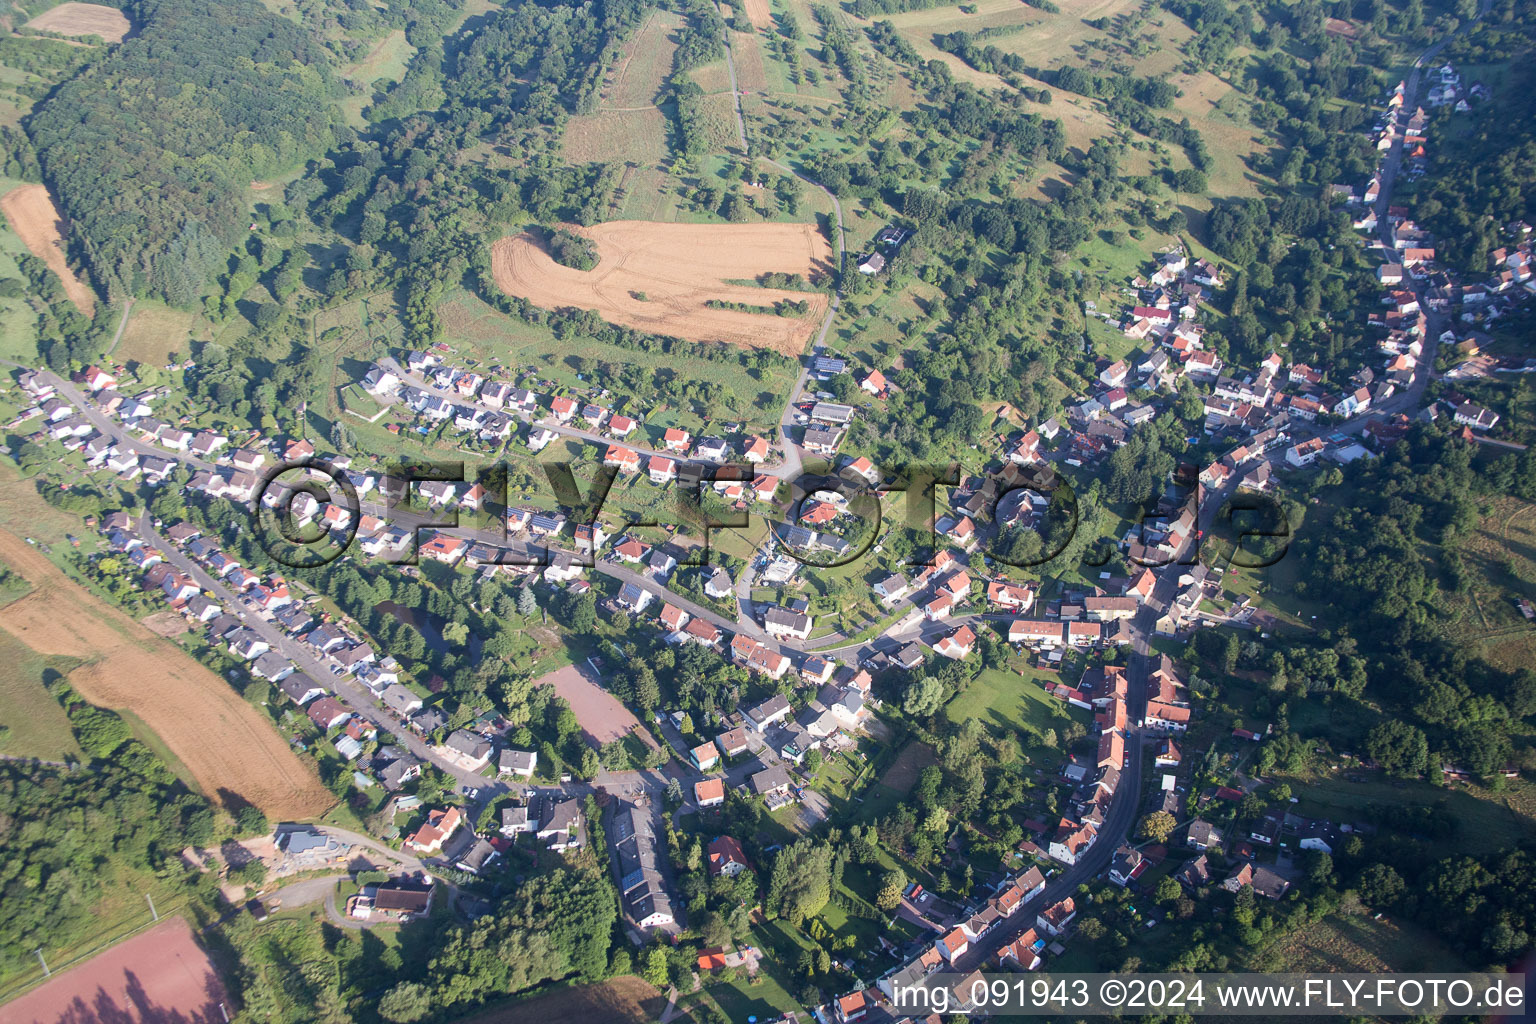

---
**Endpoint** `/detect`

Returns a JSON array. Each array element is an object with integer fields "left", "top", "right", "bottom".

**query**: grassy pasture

[
  {"left": 1254, "top": 909, "right": 1471, "bottom": 972},
  {"left": 112, "top": 299, "right": 201, "bottom": 367},
  {"left": 0, "top": 628, "right": 81, "bottom": 762}
]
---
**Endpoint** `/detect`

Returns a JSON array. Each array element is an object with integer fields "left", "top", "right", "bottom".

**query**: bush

[{"left": 546, "top": 228, "right": 599, "bottom": 271}]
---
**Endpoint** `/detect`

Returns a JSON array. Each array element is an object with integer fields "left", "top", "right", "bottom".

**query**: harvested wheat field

[
  {"left": 742, "top": 0, "right": 773, "bottom": 30},
  {"left": 490, "top": 220, "right": 833, "bottom": 354},
  {"left": 0, "top": 530, "right": 333, "bottom": 819},
  {"left": 22, "top": 1, "right": 130, "bottom": 42},
  {"left": 0, "top": 185, "right": 96, "bottom": 316}
]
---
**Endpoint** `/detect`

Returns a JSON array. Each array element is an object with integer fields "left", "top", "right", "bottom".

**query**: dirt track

[
  {"left": 1, "top": 917, "right": 226, "bottom": 1024},
  {"left": 0, "top": 185, "right": 96, "bottom": 316},
  {"left": 0, "top": 530, "right": 334, "bottom": 820},
  {"left": 490, "top": 220, "right": 832, "bottom": 355}
]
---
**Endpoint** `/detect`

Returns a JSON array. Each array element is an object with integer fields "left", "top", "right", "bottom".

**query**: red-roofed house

[
  {"left": 405, "top": 807, "right": 462, "bottom": 854},
  {"left": 707, "top": 835, "right": 750, "bottom": 877},
  {"left": 935, "top": 624, "right": 976, "bottom": 660},
  {"left": 603, "top": 446, "right": 641, "bottom": 474},
  {"left": 1036, "top": 897, "right": 1077, "bottom": 936},
  {"left": 420, "top": 534, "right": 467, "bottom": 565},
  {"left": 694, "top": 777, "right": 725, "bottom": 807},
  {"left": 1048, "top": 821, "right": 1096, "bottom": 866},
  {"left": 659, "top": 603, "right": 689, "bottom": 632},
  {"left": 1098, "top": 730, "right": 1125, "bottom": 768},
  {"left": 648, "top": 455, "right": 677, "bottom": 484},
  {"left": 614, "top": 537, "right": 648, "bottom": 562},
  {"left": 935, "top": 926, "right": 970, "bottom": 962},
  {"left": 998, "top": 929, "right": 1043, "bottom": 970},
  {"left": 691, "top": 741, "right": 719, "bottom": 771},
  {"left": 836, "top": 990, "right": 871, "bottom": 1022},
  {"left": 988, "top": 580, "right": 1035, "bottom": 611}
]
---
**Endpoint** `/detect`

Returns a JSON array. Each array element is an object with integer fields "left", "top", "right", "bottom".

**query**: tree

[
  {"left": 902, "top": 676, "right": 945, "bottom": 717},
  {"left": 1357, "top": 863, "right": 1405, "bottom": 908},
  {"left": 875, "top": 867, "right": 907, "bottom": 911},
  {"left": 702, "top": 910, "right": 733, "bottom": 948},
  {"left": 236, "top": 805, "right": 269, "bottom": 835},
  {"left": 1154, "top": 876, "right": 1182, "bottom": 903},
  {"left": 1138, "top": 811, "right": 1177, "bottom": 844},
  {"left": 1366, "top": 720, "right": 1429, "bottom": 778},
  {"left": 567, "top": 592, "right": 597, "bottom": 633},
  {"left": 766, "top": 840, "right": 834, "bottom": 924},
  {"left": 643, "top": 946, "right": 670, "bottom": 987},
  {"left": 518, "top": 585, "right": 538, "bottom": 617},
  {"left": 378, "top": 982, "right": 432, "bottom": 1023}
]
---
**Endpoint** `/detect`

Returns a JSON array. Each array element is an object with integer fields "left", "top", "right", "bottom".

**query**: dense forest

[{"left": 26, "top": 0, "right": 339, "bottom": 305}]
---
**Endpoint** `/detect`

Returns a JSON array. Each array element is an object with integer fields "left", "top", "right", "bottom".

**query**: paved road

[{"left": 136, "top": 516, "right": 499, "bottom": 792}]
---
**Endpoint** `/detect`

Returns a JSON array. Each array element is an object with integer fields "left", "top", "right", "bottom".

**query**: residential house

[
  {"left": 934, "top": 624, "right": 976, "bottom": 660},
  {"left": 499, "top": 749, "right": 537, "bottom": 778},
  {"left": 764, "top": 607, "right": 813, "bottom": 641},
  {"left": 706, "top": 836, "right": 750, "bottom": 877},
  {"left": 1036, "top": 897, "right": 1077, "bottom": 936},
  {"left": 749, "top": 765, "right": 793, "bottom": 799},
  {"left": 745, "top": 695, "right": 793, "bottom": 732},
  {"left": 1186, "top": 819, "right": 1222, "bottom": 851},
  {"left": 694, "top": 777, "right": 725, "bottom": 807},
  {"left": 715, "top": 727, "right": 749, "bottom": 759},
  {"left": 444, "top": 729, "right": 493, "bottom": 770},
  {"left": 405, "top": 807, "right": 462, "bottom": 854}
]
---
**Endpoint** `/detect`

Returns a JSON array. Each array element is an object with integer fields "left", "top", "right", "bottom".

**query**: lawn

[
  {"left": 111, "top": 299, "right": 202, "bottom": 367},
  {"left": 695, "top": 960, "right": 803, "bottom": 1021},
  {"left": 1433, "top": 494, "right": 1536, "bottom": 673},
  {"left": 945, "top": 664, "right": 1088, "bottom": 762},
  {"left": 0, "top": 175, "right": 44, "bottom": 363}
]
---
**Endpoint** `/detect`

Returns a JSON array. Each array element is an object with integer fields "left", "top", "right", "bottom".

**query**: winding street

[{"left": 7, "top": 2, "right": 1494, "bottom": 974}]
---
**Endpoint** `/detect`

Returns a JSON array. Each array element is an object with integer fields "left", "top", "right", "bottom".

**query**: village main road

[{"left": 134, "top": 517, "right": 499, "bottom": 795}]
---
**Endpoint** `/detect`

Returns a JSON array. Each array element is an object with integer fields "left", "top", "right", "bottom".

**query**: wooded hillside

[{"left": 26, "top": 0, "right": 338, "bottom": 305}]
